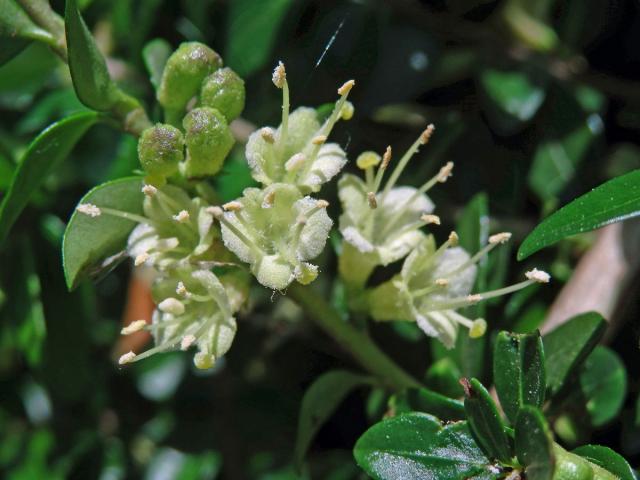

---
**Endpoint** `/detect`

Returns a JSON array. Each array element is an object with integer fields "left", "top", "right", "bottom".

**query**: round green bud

[
  {"left": 157, "top": 42, "right": 223, "bottom": 118},
  {"left": 200, "top": 67, "right": 245, "bottom": 121},
  {"left": 183, "top": 107, "right": 235, "bottom": 178},
  {"left": 138, "top": 124, "right": 184, "bottom": 178}
]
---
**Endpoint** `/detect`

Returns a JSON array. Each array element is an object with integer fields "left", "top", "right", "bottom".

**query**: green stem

[{"left": 287, "top": 283, "right": 421, "bottom": 391}]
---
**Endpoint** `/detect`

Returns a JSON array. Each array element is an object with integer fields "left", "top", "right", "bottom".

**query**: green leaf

[
  {"left": 65, "top": 0, "right": 131, "bottom": 111},
  {"left": 579, "top": 346, "right": 627, "bottom": 427},
  {"left": 354, "top": 413, "right": 500, "bottom": 480},
  {"left": 515, "top": 406, "right": 555, "bottom": 480},
  {"left": 0, "top": 0, "right": 56, "bottom": 45},
  {"left": 542, "top": 312, "right": 606, "bottom": 396},
  {"left": 142, "top": 38, "right": 171, "bottom": 90},
  {"left": 463, "top": 378, "right": 512, "bottom": 462},
  {"left": 392, "top": 387, "right": 465, "bottom": 421},
  {"left": 62, "top": 177, "right": 144, "bottom": 290},
  {"left": 573, "top": 445, "right": 635, "bottom": 480},
  {"left": 493, "top": 331, "right": 545, "bottom": 423},
  {"left": 294, "top": 370, "right": 372, "bottom": 469},
  {"left": 225, "top": 0, "right": 294, "bottom": 77},
  {"left": 0, "top": 111, "right": 99, "bottom": 245},
  {"left": 527, "top": 90, "right": 603, "bottom": 203},
  {"left": 479, "top": 69, "right": 545, "bottom": 134},
  {"left": 519, "top": 170, "right": 640, "bottom": 259}
]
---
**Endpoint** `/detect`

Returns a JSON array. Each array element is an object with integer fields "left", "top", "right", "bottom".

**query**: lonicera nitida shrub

[{"left": 1, "top": 1, "right": 639, "bottom": 478}]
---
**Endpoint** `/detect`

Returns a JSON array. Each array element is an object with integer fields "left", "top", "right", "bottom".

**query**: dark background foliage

[{"left": 1, "top": 0, "right": 639, "bottom": 478}]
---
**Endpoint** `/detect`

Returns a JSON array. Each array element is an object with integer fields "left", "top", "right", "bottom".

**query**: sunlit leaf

[{"left": 62, "top": 177, "right": 143, "bottom": 290}]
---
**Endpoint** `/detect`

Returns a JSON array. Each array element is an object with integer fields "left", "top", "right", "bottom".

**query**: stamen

[
  {"left": 436, "top": 161, "right": 454, "bottom": 183},
  {"left": 435, "top": 278, "right": 448, "bottom": 286},
  {"left": 173, "top": 210, "right": 190, "bottom": 223},
  {"left": 381, "top": 146, "right": 392, "bottom": 169},
  {"left": 525, "top": 268, "right": 551, "bottom": 283},
  {"left": 77, "top": 203, "right": 101, "bottom": 217},
  {"left": 338, "top": 79, "right": 355, "bottom": 96},
  {"left": 260, "top": 127, "right": 276, "bottom": 144},
  {"left": 443, "top": 232, "right": 510, "bottom": 279},
  {"left": 489, "top": 232, "right": 512, "bottom": 245},
  {"left": 223, "top": 201, "right": 243, "bottom": 212},
  {"left": 420, "top": 124, "right": 435, "bottom": 145},
  {"left": 311, "top": 135, "right": 327, "bottom": 145},
  {"left": 134, "top": 252, "right": 150, "bottom": 266},
  {"left": 176, "top": 281, "right": 188, "bottom": 296},
  {"left": 367, "top": 192, "right": 377, "bottom": 209},
  {"left": 272, "top": 61, "right": 286, "bottom": 88},
  {"left": 209, "top": 207, "right": 263, "bottom": 256},
  {"left": 118, "top": 351, "right": 137, "bottom": 365},
  {"left": 448, "top": 231, "right": 459, "bottom": 247},
  {"left": 467, "top": 294, "right": 482, "bottom": 304},
  {"left": 381, "top": 125, "right": 435, "bottom": 200},
  {"left": 421, "top": 214, "right": 440, "bottom": 225},
  {"left": 142, "top": 184, "right": 157, "bottom": 197},
  {"left": 181, "top": 334, "right": 196, "bottom": 350},
  {"left": 262, "top": 190, "right": 276, "bottom": 208},
  {"left": 121, "top": 320, "right": 147, "bottom": 335},
  {"left": 158, "top": 298, "right": 185, "bottom": 315},
  {"left": 371, "top": 146, "right": 392, "bottom": 195},
  {"left": 285, "top": 153, "right": 306, "bottom": 172},
  {"left": 316, "top": 199, "right": 329, "bottom": 208}
]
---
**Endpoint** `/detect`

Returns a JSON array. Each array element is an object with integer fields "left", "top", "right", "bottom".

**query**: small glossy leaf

[
  {"left": 225, "top": 0, "right": 294, "bottom": 77},
  {"left": 65, "top": 0, "right": 128, "bottom": 111},
  {"left": 63, "top": 177, "right": 144, "bottom": 290},
  {"left": 519, "top": 169, "right": 640, "bottom": 259},
  {"left": 515, "top": 406, "right": 555, "bottom": 480},
  {"left": 392, "top": 387, "right": 465, "bottom": 421},
  {"left": 0, "top": 111, "right": 99, "bottom": 244},
  {"left": 463, "top": 378, "right": 512, "bottom": 462},
  {"left": 354, "top": 413, "right": 500, "bottom": 480},
  {"left": 543, "top": 311, "right": 606, "bottom": 396},
  {"left": 573, "top": 445, "right": 635, "bottom": 480},
  {"left": 579, "top": 346, "right": 627, "bottom": 427},
  {"left": 294, "top": 370, "right": 372, "bottom": 469},
  {"left": 493, "top": 331, "right": 545, "bottom": 423},
  {"left": 142, "top": 38, "right": 171, "bottom": 90}
]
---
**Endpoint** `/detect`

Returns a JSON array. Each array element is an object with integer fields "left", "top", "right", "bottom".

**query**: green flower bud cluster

[
  {"left": 139, "top": 42, "right": 246, "bottom": 182},
  {"left": 336, "top": 128, "right": 551, "bottom": 348},
  {"left": 217, "top": 62, "right": 355, "bottom": 291}
]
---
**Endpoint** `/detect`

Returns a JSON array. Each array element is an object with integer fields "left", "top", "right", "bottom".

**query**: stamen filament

[
  {"left": 424, "top": 279, "right": 535, "bottom": 312},
  {"left": 101, "top": 208, "right": 150, "bottom": 224}
]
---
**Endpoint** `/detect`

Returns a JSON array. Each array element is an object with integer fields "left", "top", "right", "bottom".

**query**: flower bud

[
  {"left": 183, "top": 107, "right": 235, "bottom": 178},
  {"left": 157, "top": 42, "right": 223, "bottom": 120},
  {"left": 200, "top": 67, "right": 245, "bottom": 121},
  {"left": 138, "top": 124, "right": 184, "bottom": 178}
]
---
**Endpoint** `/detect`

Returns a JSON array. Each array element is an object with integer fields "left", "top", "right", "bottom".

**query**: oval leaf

[
  {"left": 294, "top": 370, "right": 372, "bottom": 469},
  {"left": 63, "top": 177, "right": 144, "bottom": 290},
  {"left": 463, "top": 378, "right": 513, "bottom": 463},
  {"left": 573, "top": 445, "right": 635, "bottom": 480},
  {"left": 0, "top": 111, "right": 99, "bottom": 244},
  {"left": 579, "top": 346, "right": 627, "bottom": 428},
  {"left": 543, "top": 311, "right": 606, "bottom": 396},
  {"left": 493, "top": 331, "right": 545, "bottom": 423},
  {"left": 518, "top": 169, "right": 640, "bottom": 260},
  {"left": 515, "top": 406, "right": 555, "bottom": 480},
  {"left": 65, "top": 0, "right": 122, "bottom": 110},
  {"left": 0, "top": 0, "right": 55, "bottom": 44},
  {"left": 354, "top": 413, "right": 501, "bottom": 480}
]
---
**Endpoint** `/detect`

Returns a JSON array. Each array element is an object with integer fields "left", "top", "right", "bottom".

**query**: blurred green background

[{"left": 1, "top": 0, "right": 640, "bottom": 478}]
